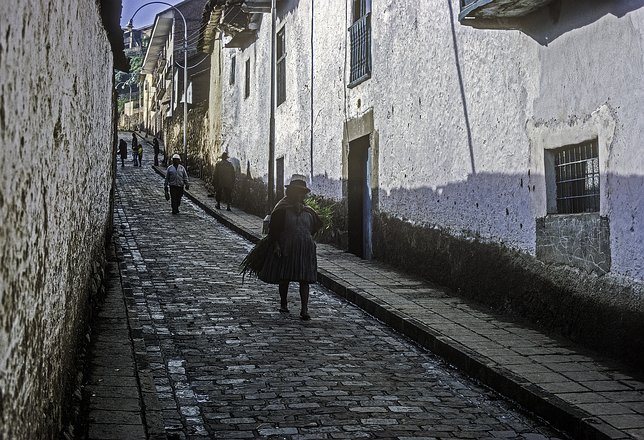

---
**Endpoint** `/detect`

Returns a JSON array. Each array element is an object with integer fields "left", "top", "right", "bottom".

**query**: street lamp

[
  {"left": 129, "top": 1, "right": 188, "bottom": 168},
  {"left": 116, "top": 81, "right": 133, "bottom": 102}
]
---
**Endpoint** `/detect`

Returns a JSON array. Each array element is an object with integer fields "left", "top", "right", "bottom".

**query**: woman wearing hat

[{"left": 257, "top": 175, "right": 322, "bottom": 320}]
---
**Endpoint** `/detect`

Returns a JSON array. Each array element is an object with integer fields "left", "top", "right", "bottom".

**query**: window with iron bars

[
  {"left": 277, "top": 26, "right": 286, "bottom": 106},
  {"left": 230, "top": 55, "right": 236, "bottom": 86},
  {"left": 244, "top": 59, "right": 251, "bottom": 99},
  {"left": 552, "top": 139, "right": 600, "bottom": 214},
  {"left": 348, "top": 0, "right": 371, "bottom": 87}
]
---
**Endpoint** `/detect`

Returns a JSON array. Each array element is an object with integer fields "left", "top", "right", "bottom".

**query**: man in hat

[
  {"left": 257, "top": 175, "right": 322, "bottom": 320},
  {"left": 213, "top": 151, "right": 236, "bottom": 211},
  {"left": 164, "top": 154, "right": 190, "bottom": 214}
]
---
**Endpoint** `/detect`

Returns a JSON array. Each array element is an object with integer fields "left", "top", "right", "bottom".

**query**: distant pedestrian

[
  {"left": 153, "top": 138, "right": 160, "bottom": 166},
  {"left": 213, "top": 151, "right": 235, "bottom": 211},
  {"left": 138, "top": 143, "right": 143, "bottom": 167},
  {"left": 164, "top": 154, "right": 189, "bottom": 214},
  {"left": 131, "top": 133, "right": 138, "bottom": 167},
  {"left": 118, "top": 139, "right": 128, "bottom": 167},
  {"left": 241, "top": 175, "right": 322, "bottom": 320}
]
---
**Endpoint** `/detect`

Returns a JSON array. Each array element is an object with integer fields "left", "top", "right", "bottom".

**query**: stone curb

[{"left": 151, "top": 165, "right": 628, "bottom": 440}]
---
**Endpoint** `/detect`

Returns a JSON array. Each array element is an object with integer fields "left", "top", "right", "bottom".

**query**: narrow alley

[{"left": 82, "top": 138, "right": 568, "bottom": 439}]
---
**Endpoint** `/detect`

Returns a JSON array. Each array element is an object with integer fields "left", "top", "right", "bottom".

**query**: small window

[
  {"left": 549, "top": 139, "right": 600, "bottom": 214},
  {"left": 348, "top": 0, "right": 372, "bottom": 87},
  {"left": 230, "top": 55, "right": 236, "bottom": 85},
  {"left": 244, "top": 59, "right": 251, "bottom": 98},
  {"left": 276, "top": 26, "right": 286, "bottom": 106}
]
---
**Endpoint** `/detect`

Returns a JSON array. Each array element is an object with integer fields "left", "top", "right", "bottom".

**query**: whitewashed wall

[
  {"left": 0, "top": 1, "right": 115, "bottom": 438},
  {"left": 217, "top": 0, "right": 644, "bottom": 280}
]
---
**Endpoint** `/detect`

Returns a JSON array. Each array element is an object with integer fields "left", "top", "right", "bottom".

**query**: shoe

[
  {"left": 226, "top": 206, "right": 231, "bottom": 211},
  {"left": 216, "top": 204, "right": 221, "bottom": 209},
  {"left": 279, "top": 307, "right": 290, "bottom": 314},
  {"left": 300, "top": 312, "right": 311, "bottom": 321}
]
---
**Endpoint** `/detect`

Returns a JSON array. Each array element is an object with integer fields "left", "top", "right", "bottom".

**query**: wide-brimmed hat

[
  {"left": 171, "top": 154, "right": 181, "bottom": 160},
  {"left": 285, "top": 174, "right": 310, "bottom": 193}
]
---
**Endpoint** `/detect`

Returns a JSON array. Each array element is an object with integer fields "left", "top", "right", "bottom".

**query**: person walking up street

[
  {"left": 164, "top": 154, "right": 189, "bottom": 214},
  {"left": 213, "top": 151, "right": 236, "bottom": 211},
  {"left": 131, "top": 133, "right": 138, "bottom": 167},
  {"left": 138, "top": 143, "right": 143, "bottom": 167},
  {"left": 242, "top": 175, "right": 322, "bottom": 320},
  {"left": 118, "top": 139, "right": 128, "bottom": 167},
  {"left": 153, "top": 138, "right": 160, "bottom": 166}
]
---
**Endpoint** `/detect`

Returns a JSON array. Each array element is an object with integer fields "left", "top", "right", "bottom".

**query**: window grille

[
  {"left": 554, "top": 139, "right": 600, "bottom": 214},
  {"left": 277, "top": 26, "right": 286, "bottom": 106},
  {"left": 230, "top": 56, "right": 236, "bottom": 86},
  {"left": 349, "top": 13, "right": 371, "bottom": 87},
  {"left": 244, "top": 59, "right": 251, "bottom": 98}
]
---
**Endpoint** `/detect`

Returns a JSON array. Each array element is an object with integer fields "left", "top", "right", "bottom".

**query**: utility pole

[{"left": 267, "top": 0, "right": 276, "bottom": 211}]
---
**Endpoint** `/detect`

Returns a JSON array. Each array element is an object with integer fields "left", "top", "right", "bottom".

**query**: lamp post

[{"left": 129, "top": 1, "right": 188, "bottom": 168}]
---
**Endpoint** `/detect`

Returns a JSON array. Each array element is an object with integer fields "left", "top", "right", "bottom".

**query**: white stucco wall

[
  {"left": 216, "top": 0, "right": 644, "bottom": 280},
  {"left": 220, "top": 31, "right": 271, "bottom": 178},
  {"left": 0, "top": 2, "right": 116, "bottom": 438}
]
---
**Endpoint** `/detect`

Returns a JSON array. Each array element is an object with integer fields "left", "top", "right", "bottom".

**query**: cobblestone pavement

[{"left": 109, "top": 142, "right": 566, "bottom": 440}]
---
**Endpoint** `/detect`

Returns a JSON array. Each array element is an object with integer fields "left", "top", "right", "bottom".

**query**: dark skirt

[{"left": 258, "top": 230, "right": 317, "bottom": 284}]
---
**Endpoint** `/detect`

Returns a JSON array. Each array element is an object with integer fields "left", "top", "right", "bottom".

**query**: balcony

[
  {"left": 459, "top": 0, "right": 555, "bottom": 21},
  {"left": 348, "top": 13, "right": 371, "bottom": 88}
]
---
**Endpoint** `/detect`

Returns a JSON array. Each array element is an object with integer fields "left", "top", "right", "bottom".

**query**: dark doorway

[
  {"left": 276, "top": 157, "right": 284, "bottom": 200},
  {"left": 347, "top": 135, "right": 372, "bottom": 259}
]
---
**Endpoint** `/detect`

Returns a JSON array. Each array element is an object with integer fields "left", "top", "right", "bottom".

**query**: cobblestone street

[{"left": 101, "top": 144, "right": 566, "bottom": 440}]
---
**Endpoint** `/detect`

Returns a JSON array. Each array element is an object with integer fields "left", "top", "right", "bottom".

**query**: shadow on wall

[
  {"left": 462, "top": 0, "right": 644, "bottom": 45},
  {"left": 277, "top": 0, "right": 300, "bottom": 20},
  {"left": 305, "top": 171, "right": 644, "bottom": 367},
  {"left": 383, "top": 173, "right": 644, "bottom": 369}
]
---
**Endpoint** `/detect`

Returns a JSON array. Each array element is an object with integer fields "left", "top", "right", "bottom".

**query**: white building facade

[{"left": 200, "top": 0, "right": 644, "bottom": 358}]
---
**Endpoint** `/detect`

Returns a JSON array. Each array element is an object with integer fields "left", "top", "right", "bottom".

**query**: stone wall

[
  {"left": 536, "top": 214, "right": 611, "bottom": 274},
  {"left": 0, "top": 2, "right": 117, "bottom": 438},
  {"left": 372, "top": 212, "right": 644, "bottom": 368}
]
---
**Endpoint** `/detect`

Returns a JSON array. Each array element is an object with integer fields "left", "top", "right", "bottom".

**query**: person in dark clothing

[
  {"left": 137, "top": 143, "right": 143, "bottom": 167},
  {"left": 131, "top": 133, "right": 138, "bottom": 167},
  {"left": 153, "top": 138, "right": 160, "bottom": 166},
  {"left": 258, "top": 175, "right": 322, "bottom": 320},
  {"left": 164, "top": 154, "right": 189, "bottom": 214},
  {"left": 118, "top": 139, "right": 128, "bottom": 167},
  {"left": 213, "top": 152, "right": 236, "bottom": 211}
]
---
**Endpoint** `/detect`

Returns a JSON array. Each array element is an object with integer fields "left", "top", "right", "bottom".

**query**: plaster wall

[
  {"left": 205, "top": 39, "right": 224, "bottom": 161},
  {"left": 0, "top": 2, "right": 115, "bottom": 438},
  {"left": 219, "top": 27, "right": 271, "bottom": 180},
  {"left": 215, "top": 0, "right": 643, "bottom": 280}
]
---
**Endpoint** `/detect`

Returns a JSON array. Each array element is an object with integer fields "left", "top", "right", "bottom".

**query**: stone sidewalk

[
  {"left": 153, "top": 165, "right": 644, "bottom": 440},
  {"left": 83, "top": 251, "right": 147, "bottom": 440}
]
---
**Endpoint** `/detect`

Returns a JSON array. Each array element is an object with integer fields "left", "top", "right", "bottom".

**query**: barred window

[
  {"left": 230, "top": 55, "right": 236, "bottom": 86},
  {"left": 348, "top": 0, "right": 371, "bottom": 88},
  {"left": 277, "top": 26, "right": 286, "bottom": 106},
  {"left": 553, "top": 139, "right": 600, "bottom": 214},
  {"left": 244, "top": 59, "right": 251, "bottom": 99}
]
